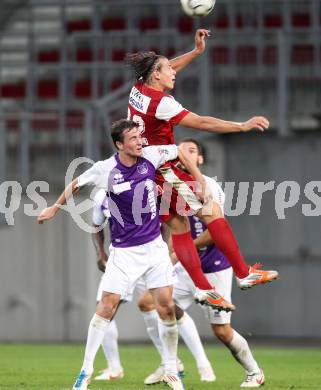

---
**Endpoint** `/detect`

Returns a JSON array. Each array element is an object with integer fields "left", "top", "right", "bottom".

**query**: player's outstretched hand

[
  {"left": 37, "top": 205, "right": 58, "bottom": 224},
  {"left": 241, "top": 116, "right": 270, "bottom": 132},
  {"left": 194, "top": 29, "right": 211, "bottom": 55}
]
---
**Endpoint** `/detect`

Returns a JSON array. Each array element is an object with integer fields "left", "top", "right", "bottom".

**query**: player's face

[
  {"left": 155, "top": 58, "right": 176, "bottom": 91},
  {"left": 122, "top": 127, "right": 143, "bottom": 157},
  {"left": 179, "top": 142, "right": 202, "bottom": 166}
]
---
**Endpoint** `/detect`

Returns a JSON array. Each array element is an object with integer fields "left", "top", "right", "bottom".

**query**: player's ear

[
  {"left": 115, "top": 140, "right": 123, "bottom": 150},
  {"left": 198, "top": 155, "right": 204, "bottom": 165},
  {"left": 153, "top": 69, "right": 161, "bottom": 81}
]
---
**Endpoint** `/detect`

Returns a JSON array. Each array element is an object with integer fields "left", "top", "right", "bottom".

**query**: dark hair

[
  {"left": 180, "top": 137, "right": 204, "bottom": 156},
  {"left": 111, "top": 119, "right": 138, "bottom": 148},
  {"left": 125, "top": 51, "right": 164, "bottom": 83}
]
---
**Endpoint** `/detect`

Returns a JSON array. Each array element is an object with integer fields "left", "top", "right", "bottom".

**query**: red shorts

[{"left": 156, "top": 161, "right": 203, "bottom": 223}]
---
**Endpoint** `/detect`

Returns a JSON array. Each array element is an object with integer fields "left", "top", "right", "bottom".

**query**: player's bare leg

[{"left": 196, "top": 202, "right": 279, "bottom": 289}]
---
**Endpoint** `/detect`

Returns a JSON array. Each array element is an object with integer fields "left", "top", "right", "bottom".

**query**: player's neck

[
  {"left": 117, "top": 152, "right": 138, "bottom": 167},
  {"left": 146, "top": 80, "right": 165, "bottom": 92}
]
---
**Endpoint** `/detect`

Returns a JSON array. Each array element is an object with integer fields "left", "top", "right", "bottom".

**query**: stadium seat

[
  {"left": 37, "top": 49, "right": 60, "bottom": 63},
  {"left": 166, "top": 47, "right": 176, "bottom": 59},
  {"left": 139, "top": 17, "right": 160, "bottom": 31},
  {"left": 264, "top": 14, "right": 283, "bottom": 28},
  {"left": 214, "top": 14, "right": 229, "bottom": 29},
  {"left": 263, "top": 45, "right": 278, "bottom": 65},
  {"left": 112, "top": 49, "right": 126, "bottom": 62},
  {"left": 66, "top": 18, "right": 91, "bottom": 33},
  {"left": 1, "top": 82, "right": 26, "bottom": 98},
  {"left": 211, "top": 46, "right": 230, "bottom": 65},
  {"left": 31, "top": 110, "right": 59, "bottom": 132},
  {"left": 101, "top": 17, "right": 126, "bottom": 31},
  {"left": 37, "top": 79, "right": 59, "bottom": 99},
  {"left": 291, "top": 44, "right": 314, "bottom": 64},
  {"left": 177, "top": 16, "right": 194, "bottom": 34},
  {"left": 76, "top": 47, "right": 93, "bottom": 62},
  {"left": 236, "top": 46, "right": 257, "bottom": 65},
  {"left": 292, "top": 13, "right": 311, "bottom": 28},
  {"left": 74, "top": 79, "right": 91, "bottom": 98}
]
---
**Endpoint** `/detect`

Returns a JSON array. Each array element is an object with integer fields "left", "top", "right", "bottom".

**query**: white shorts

[
  {"left": 173, "top": 263, "right": 233, "bottom": 325},
  {"left": 98, "top": 235, "right": 176, "bottom": 301}
]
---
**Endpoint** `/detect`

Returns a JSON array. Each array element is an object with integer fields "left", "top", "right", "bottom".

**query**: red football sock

[
  {"left": 172, "top": 232, "right": 212, "bottom": 290},
  {"left": 207, "top": 218, "right": 249, "bottom": 279}
]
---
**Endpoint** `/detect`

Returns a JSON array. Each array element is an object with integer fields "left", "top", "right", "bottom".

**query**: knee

[
  {"left": 138, "top": 296, "right": 155, "bottom": 312},
  {"left": 157, "top": 300, "right": 176, "bottom": 320},
  {"left": 97, "top": 295, "right": 119, "bottom": 319},
  {"left": 213, "top": 324, "right": 233, "bottom": 345}
]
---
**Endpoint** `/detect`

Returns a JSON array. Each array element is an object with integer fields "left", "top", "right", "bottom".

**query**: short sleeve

[
  {"left": 155, "top": 96, "right": 189, "bottom": 124},
  {"left": 77, "top": 157, "right": 116, "bottom": 189},
  {"left": 204, "top": 176, "right": 225, "bottom": 213},
  {"left": 92, "top": 190, "right": 108, "bottom": 225},
  {"left": 142, "top": 145, "right": 178, "bottom": 169}
]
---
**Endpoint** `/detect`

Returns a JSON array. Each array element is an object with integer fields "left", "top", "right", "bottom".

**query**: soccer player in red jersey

[{"left": 126, "top": 30, "right": 278, "bottom": 307}]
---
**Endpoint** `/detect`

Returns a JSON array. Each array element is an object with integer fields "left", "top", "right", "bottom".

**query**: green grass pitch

[{"left": 0, "top": 343, "right": 320, "bottom": 389}]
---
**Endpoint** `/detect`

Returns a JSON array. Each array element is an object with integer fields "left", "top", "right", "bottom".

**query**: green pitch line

[{"left": 0, "top": 344, "right": 320, "bottom": 389}]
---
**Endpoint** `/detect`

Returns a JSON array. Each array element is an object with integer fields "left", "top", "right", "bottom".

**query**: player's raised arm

[
  {"left": 170, "top": 29, "right": 210, "bottom": 73},
  {"left": 179, "top": 112, "right": 270, "bottom": 133},
  {"left": 37, "top": 179, "right": 79, "bottom": 224}
]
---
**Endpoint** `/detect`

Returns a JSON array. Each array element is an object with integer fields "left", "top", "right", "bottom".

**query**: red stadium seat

[
  {"left": 139, "top": 17, "right": 160, "bottom": 31},
  {"left": 76, "top": 48, "right": 93, "bottom": 62},
  {"left": 66, "top": 18, "right": 91, "bottom": 33},
  {"left": 236, "top": 46, "right": 257, "bottom": 65},
  {"left": 211, "top": 46, "right": 230, "bottom": 65},
  {"left": 38, "top": 49, "right": 60, "bottom": 63},
  {"left": 112, "top": 49, "right": 126, "bottom": 62},
  {"left": 31, "top": 110, "right": 59, "bottom": 131},
  {"left": 214, "top": 14, "right": 229, "bottom": 29},
  {"left": 66, "top": 109, "right": 85, "bottom": 128},
  {"left": 292, "top": 13, "right": 311, "bottom": 28},
  {"left": 37, "top": 79, "right": 59, "bottom": 99},
  {"left": 101, "top": 17, "right": 126, "bottom": 31},
  {"left": 1, "top": 82, "right": 26, "bottom": 98},
  {"left": 264, "top": 14, "right": 283, "bottom": 28},
  {"left": 291, "top": 45, "right": 314, "bottom": 64},
  {"left": 177, "top": 16, "right": 194, "bottom": 34},
  {"left": 263, "top": 45, "right": 278, "bottom": 65},
  {"left": 74, "top": 79, "right": 91, "bottom": 98}
]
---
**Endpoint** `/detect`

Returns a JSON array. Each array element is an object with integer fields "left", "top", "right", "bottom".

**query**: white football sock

[
  {"left": 101, "top": 319, "right": 122, "bottom": 371},
  {"left": 177, "top": 312, "right": 211, "bottom": 369},
  {"left": 141, "top": 310, "right": 164, "bottom": 364},
  {"left": 228, "top": 330, "right": 260, "bottom": 374},
  {"left": 158, "top": 319, "right": 178, "bottom": 376},
  {"left": 81, "top": 313, "right": 110, "bottom": 375}
]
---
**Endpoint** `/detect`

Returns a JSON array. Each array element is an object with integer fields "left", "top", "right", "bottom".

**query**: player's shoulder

[{"left": 93, "top": 189, "right": 107, "bottom": 207}]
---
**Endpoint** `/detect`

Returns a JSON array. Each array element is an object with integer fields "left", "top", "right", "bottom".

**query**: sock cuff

[
  {"left": 158, "top": 318, "right": 177, "bottom": 327},
  {"left": 90, "top": 313, "right": 110, "bottom": 330},
  {"left": 141, "top": 309, "right": 158, "bottom": 320}
]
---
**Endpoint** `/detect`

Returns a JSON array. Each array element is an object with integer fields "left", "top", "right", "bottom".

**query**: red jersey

[{"left": 127, "top": 81, "right": 189, "bottom": 146}]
